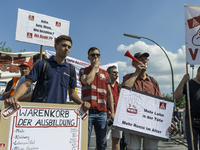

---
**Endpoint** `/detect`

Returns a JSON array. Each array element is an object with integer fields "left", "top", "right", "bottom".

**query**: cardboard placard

[
  {"left": 113, "top": 86, "right": 174, "bottom": 141},
  {"left": 0, "top": 102, "right": 88, "bottom": 150}
]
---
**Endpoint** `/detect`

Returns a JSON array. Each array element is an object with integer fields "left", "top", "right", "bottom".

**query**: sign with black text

[
  {"left": 113, "top": 86, "right": 173, "bottom": 140},
  {"left": 0, "top": 102, "right": 88, "bottom": 150},
  {"left": 15, "top": 8, "right": 70, "bottom": 47}
]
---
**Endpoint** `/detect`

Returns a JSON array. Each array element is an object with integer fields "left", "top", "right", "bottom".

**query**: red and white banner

[
  {"left": 185, "top": 4, "right": 200, "bottom": 64},
  {"left": 0, "top": 51, "right": 38, "bottom": 94},
  {"left": 15, "top": 8, "right": 70, "bottom": 47}
]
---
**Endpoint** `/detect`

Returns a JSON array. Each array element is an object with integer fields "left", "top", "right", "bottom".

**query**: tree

[
  {"left": 162, "top": 93, "right": 172, "bottom": 99},
  {"left": 162, "top": 93, "right": 185, "bottom": 108},
  {"left": 0, "top": 41, "right": 26, "bottom": 52},
  {"left": 0, "top": 41, "right": 12, "bottom": 52},
  {"left": 20, "top": 49, "right": 26, "bottom": 52},
  {"left": 175, "top": 95, "right": 185, "bottom": 108}
]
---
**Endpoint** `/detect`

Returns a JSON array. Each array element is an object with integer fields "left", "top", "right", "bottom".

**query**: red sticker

[
  {"left": 56, "top": 21, "right": 61, "bottom": 27},
  {"left": 1, "top": 103, "right": 21, "bottom": 119},
  {"left": 0, "top": 143, "right": 5, "bottom": 149},
  {"left": 27, "top": 32, "right": 33, "bottom": 38},
  {"left": 159, "top": 102, "right": 166, "bottom": 110},
  {"left": 28, "top": 15, "right": 34, "bottom": 21}
]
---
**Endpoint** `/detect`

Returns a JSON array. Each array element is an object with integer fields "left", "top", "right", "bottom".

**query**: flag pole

[
  {"left": 40, "top": 45, "right": 43, "bottom": 60},
  {"left": 186, "top": 63, "right": 194, "bottom": 150}
]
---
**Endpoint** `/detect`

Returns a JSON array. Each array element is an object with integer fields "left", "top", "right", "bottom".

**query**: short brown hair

[
  {"left": 107, "top": 65, "right": 117, "bottom": 74},
  {"left": 88, "top": 47, "right": 100, "bottom": 55},
  {"left": 33, "top": 54, "right": 47, "bottom": 63},
  {"left": 55, "top": 35, "right": 72, "bottom": 45}
]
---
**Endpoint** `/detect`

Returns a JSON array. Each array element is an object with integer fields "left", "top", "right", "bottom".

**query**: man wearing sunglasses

[
  {"left": 122, "top": 52, "right": 161, "bottom": 150},
  {"left": 79, "top": 47, "right": 114, "bottom": 150},
  {"left": 107, "top": 65, "right": 122, "bottom": 150}
]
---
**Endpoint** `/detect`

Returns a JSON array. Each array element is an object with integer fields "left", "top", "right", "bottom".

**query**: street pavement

[{"left": 89, "top": 127, "right": 188, "bottom": 150}]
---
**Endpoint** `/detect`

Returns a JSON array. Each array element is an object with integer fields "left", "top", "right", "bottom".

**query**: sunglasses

[
  {"left": 90, "top": 53, "right": 100, "bottom": 57},
  {"left": 138, "top": 58, "right": 149, "bottom": 61},
  {"left": 112, "top": 71, "right": 118, "bottom": 74}
]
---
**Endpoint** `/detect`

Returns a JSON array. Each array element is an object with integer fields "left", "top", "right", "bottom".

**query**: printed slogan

[
  {"left": 16, "top": 8, "right": 70, "bottom": 47},
  {"left": 0, "top": 54, "right": 26, "bottom": 73},
  {"left": 0, "top": 103, "right": 88, "bottom": 150},
  {"left": 113, "top": 87, "right": 174, "bottom": 140}
]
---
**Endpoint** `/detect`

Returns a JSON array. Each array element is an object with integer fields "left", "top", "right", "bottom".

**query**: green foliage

[
  {"left": 175, "top": 95, "right": 185, "bottom": 108},
  {"left": 20, "top": 49, "right": 26, "bottom": 52},
  {"left": 162, "top": 93, "right": 185, "bottom": 109},
  {"left": 162, "top": 93, "right": 172, "bottom": 100},
  {"left": 0, "top": 41, "right": 12, "bottom": 52},
  {"left": 0, "top": 41, "right": 26, "bottom": 52}
]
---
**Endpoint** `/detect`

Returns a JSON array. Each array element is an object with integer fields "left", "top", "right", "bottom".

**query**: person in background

[
  {"left": 174, "top": 107, "right": 183, "bottom": 134},
  {"left": 106, "top": 65, "right": 122, "bottom": 150},
  {"left": 2, "top": 61, "right": 31, "bottom": 99}
]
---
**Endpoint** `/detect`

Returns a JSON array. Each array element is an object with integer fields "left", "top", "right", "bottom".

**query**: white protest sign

[
  {"left": 15, "top": 8, "right": 70, "bottom": 47},
  {"left": 45, "top": 50, "right": 119, "bottom": 102},
  {"left": 0, "top": 102, "right": 88, "bottom": 150},
  {"left": 185, "top": 4, "right": 200, "bottom": 65},
  {"left": 113, "top": 86, "right": 174, "bottom": 140}
]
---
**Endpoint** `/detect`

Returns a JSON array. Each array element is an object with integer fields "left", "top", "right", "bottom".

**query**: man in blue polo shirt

[{"left": 6, "top": 35, "right": 90, "bottom": 112}]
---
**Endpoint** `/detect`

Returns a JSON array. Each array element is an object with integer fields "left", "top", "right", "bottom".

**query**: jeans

[
  {"left": 185, "top": 119, "right": 200, "bottom": 150},
  {"left": 88, "top": 110, "right": 107, "bottom": 150}
]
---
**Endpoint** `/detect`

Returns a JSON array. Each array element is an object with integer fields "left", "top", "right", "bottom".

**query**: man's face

[
  {"left": 109, "top": 68, "right": 118, "bottom": 81},
  {"left": 176, "top": 107, "right": 179, "bottom": 112},
  {"left": 88, "top": 49, "right": 100, "bottom": 63},
  {"left": 55, "top": 40, "right": 72, "bottom": 58},
  {"left": 137, "top": 56, "right": 149, "bottom": 67},
  {"left": 20, "top": 66, "right": 30, "bottom": 76}
]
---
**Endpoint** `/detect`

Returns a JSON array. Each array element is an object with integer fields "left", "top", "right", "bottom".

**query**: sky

[{"left": 1, "top": 0, "right": 200, "bottom": 96}]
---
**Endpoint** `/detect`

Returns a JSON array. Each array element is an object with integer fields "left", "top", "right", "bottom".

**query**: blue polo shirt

[{"left": 26, "top": 56, "right": 77, "bottom": 104}]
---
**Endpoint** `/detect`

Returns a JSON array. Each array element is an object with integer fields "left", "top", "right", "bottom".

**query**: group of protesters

[{"left": 3, "top": 35, "right": 198, "bottom": 150}]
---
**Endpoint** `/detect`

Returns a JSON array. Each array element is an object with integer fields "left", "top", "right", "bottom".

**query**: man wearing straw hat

[{"left": 175, "top": 71, "right": 200, "bottom": 150}]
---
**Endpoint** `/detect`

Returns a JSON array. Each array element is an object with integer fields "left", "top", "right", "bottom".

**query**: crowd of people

[{"left": 3, "top": 35, "right": 196, "bottom": 150}]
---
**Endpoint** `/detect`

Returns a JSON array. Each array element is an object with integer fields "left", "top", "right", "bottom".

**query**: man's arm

[
  {"left": 122, "top": 61, "right": 145, "bottom": 87},
  {"left": 122, "top": 72, "right": 140, "bottom": 88},
  {"left": 5, "top": 78, "right": 33, "bottom": 109},
  {"left": 174, "top": 74, "right": 189, "bottom": 100},
  {"left": 107, "top": 84, "right": 115, "bottom": 120},
  {"left": 174, "top": 116, "right": 179, "bottom": 122},
  {"left": 70, "top": 88, "right": 91, "bottom": 112},
  {"left": 2, "top": 85, "right": 16, "bottom": 99},
  {"left": 18, "top": 91, "right": 33, "bottom": 102},
  {"left": 80, "top": 59, "right": 100, "bottom": 85}
]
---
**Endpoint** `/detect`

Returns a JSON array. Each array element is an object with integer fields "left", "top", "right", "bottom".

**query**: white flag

[{"left": 185, "top": 4, "right": 200, "bottom": 64}]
